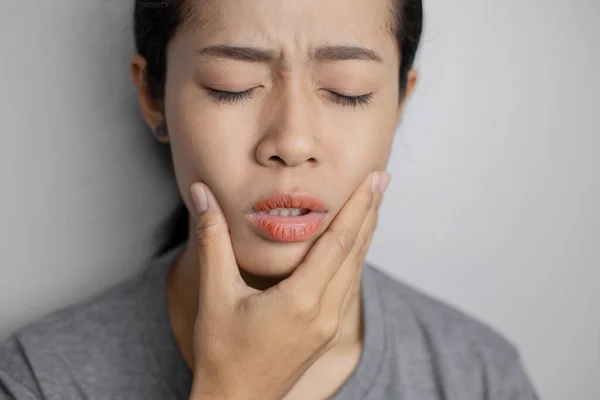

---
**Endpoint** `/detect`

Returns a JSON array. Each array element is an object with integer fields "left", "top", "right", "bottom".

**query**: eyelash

[
  {"left": 205, "top": 88, "right": 373, "bottom": 109},
  {"left": 327, "top": 91, "right": 373, "bottom": 109},
  {"left": 206, "top": 88, "right": 255, "bottom": 105}
]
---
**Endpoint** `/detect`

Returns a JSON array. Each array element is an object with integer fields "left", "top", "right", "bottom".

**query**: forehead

[{"left": 182, "top": 0, "right": 397, "bottom": 59}]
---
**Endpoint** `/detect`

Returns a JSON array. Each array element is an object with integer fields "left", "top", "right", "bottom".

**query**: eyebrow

[
  {"left": 196, "top": 44, "right": 383, "bottom": 63},
  {"left": 197, "top": 45, "right": 276, "bottom": 62},
  {"left": 312, "top": 45, "right": 383, "bottom": 62}
]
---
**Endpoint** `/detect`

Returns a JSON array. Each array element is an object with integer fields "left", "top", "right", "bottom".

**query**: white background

[{"left": 1, "top": 1, "right": 599, "bottom": 399}]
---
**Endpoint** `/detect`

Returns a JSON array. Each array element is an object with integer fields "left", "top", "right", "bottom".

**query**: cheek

[
  {"left": 164, "top": 82, "right": 257, "bottom": 208},
  {"left": 320, "top": 112, "right": 395, "bottom": 216},
  {"left": 324, "top": 104, "right": 397, "bottom": 174}
]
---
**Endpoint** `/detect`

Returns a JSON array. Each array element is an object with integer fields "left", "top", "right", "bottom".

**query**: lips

[
  {"left": 249, "top": 194, "right": 328, "bottom": 242},
  {"left": 251, "top": 194, "right": 328, "bottom": 213}
]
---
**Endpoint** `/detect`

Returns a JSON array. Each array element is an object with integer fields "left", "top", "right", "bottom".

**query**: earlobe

[
  {"left": 130, "top": 55, "right": 167, "bottom": 141},
  {"left": 152, "top": 122, "right": 170, "bottom": 144}
]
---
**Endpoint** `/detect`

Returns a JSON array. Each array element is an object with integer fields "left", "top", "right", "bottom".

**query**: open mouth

[
  {"left": 264, "top": 208, "right": 311, "bottom": 217},
  {"left": 249, "top": 194, "right": 328, "bottom": 242}
]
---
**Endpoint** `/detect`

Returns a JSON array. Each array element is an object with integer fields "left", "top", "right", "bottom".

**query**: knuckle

[
  {"left": 287, "top": 291, "right": 321, "bottom": 322},
  {"left": 335, "top": 231, "right": 356, "bottom": 254},
  {"left": 315, "top": 315, "right": 341, "bottom": 342},
  {"left": 194, "top": 218, "right": 226, "bottom": 247}
]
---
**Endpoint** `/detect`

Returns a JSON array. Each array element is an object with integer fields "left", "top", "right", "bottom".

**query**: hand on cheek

[{"left": 187, "top": 170, "right": 389, "bottom": 400}]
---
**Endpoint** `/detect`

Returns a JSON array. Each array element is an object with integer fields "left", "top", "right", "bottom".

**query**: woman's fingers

[
  {"left": 190, "top": 182, "right": 244, "bottom": 302},
  {"left": 281, "top": 171, "right": 384, "bottom": 304},
  {"left": 189, "top": 174, "right": 389, "bottom": 399},
  {"left": 327, "top": 174, "right": 387, "bottom": 317},
  {"left": 189, "top": 171, "right": 387, "bottom": 314}
]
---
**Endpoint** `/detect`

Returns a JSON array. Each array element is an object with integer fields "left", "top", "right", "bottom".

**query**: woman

[{"left": 0, "top": 0, "right": 539, "bottom": 399}]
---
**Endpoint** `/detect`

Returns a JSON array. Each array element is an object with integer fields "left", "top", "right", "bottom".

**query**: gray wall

[{"left": 1, "top": 1, "right": 599, "bottom": 399}]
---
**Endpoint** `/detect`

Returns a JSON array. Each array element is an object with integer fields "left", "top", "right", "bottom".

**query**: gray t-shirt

[{"left": 0, "top": 242, "right": 539, "bottom": 400}]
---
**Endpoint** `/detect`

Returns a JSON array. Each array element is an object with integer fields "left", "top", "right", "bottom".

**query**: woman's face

[{"left": 144, "top": 0, "right": 415, "bottom": 277}]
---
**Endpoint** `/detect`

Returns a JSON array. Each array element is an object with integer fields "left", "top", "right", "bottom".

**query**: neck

[{"left": 166, "top": 225, "right": 364, "bottom": 370}]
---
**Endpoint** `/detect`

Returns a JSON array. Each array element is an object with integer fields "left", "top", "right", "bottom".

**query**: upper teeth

[{"left": 268, "top": 208, "right": 305, "bottom": 217}]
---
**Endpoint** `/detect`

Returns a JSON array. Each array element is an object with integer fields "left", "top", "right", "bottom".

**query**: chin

[{"left": 231, "top": 236, "right": 315, "bottom": 279}]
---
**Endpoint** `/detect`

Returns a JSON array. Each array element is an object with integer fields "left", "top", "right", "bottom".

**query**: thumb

[{"left": 190, "top": 182, "right": 242, "bottom": 298}]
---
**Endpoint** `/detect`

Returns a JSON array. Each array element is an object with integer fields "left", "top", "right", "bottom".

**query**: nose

[{"left": 255, "top": 86, "right": 320, "bottom": 169}]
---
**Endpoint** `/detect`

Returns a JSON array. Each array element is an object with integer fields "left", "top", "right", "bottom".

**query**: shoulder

[
  {"left": 366, "top": 265, "right": 518, "bottom": 356},
  {"left": 4, "top": 265, "right": 156, "bottom": 352},
  {"left": 0, "top": 264, "right": 164, "bottom": 397},
  {"left": 364, "top": 265, "right": 538, "bottom": 398}
]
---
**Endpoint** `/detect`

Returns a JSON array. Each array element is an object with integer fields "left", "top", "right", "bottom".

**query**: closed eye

[
  {"left": 206, "top": 88, "right": 256, "bottom": 105},
  {"left": 324, "top": 90, "right": 373, "bottom": 109},
  {"left": 205, "top": 87, "right": 373, "bottom": 109}
]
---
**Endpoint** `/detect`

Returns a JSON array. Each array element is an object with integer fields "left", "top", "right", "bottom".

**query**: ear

[
  {"left": 130, "top": 55, "right": 169, "bottom": 143},
  {"left": 396, "top": 69, "right": 418, "bottom": 126}
]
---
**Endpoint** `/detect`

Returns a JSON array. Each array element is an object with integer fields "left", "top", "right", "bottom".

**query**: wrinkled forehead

[{"left": 177, "top": 0, "right": 398, "bottom": 55}]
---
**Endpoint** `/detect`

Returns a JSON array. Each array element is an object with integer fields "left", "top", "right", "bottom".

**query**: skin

[
  {"left": 130, "top": 0, "right": 417, "bottom": 398},
  {"left": 187, "top": 176, "right": 384, "bottom": 400}
]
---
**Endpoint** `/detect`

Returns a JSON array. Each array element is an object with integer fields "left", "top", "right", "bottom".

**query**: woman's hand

[{"left": 188, "top": 171, "right": 389, "bottom": 400}]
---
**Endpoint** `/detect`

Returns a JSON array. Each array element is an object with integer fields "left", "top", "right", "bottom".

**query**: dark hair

[
  {"left": 133, "top": 0, "right": 423, "bottom": 253},
  {"left": 135, "top": 0, "right": 423, "bottom": 99}
]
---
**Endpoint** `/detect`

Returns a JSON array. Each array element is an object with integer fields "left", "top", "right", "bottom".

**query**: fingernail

[
  {"left": 379, "top": 172, "right": 391, "bottom": 194},
  {"left": 190, "top": 183, "right": 209, "bottom": 214},
  {"left": 371, "top": 172, "right": 380, "bottom": 193}
]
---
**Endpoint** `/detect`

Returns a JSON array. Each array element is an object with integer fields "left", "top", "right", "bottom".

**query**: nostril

[
  {"left": 269, "top": 155, "right": 285, "bottom": 164},
  {"left": 265, "top": 155, "right": 318, "bottom": 167}
]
